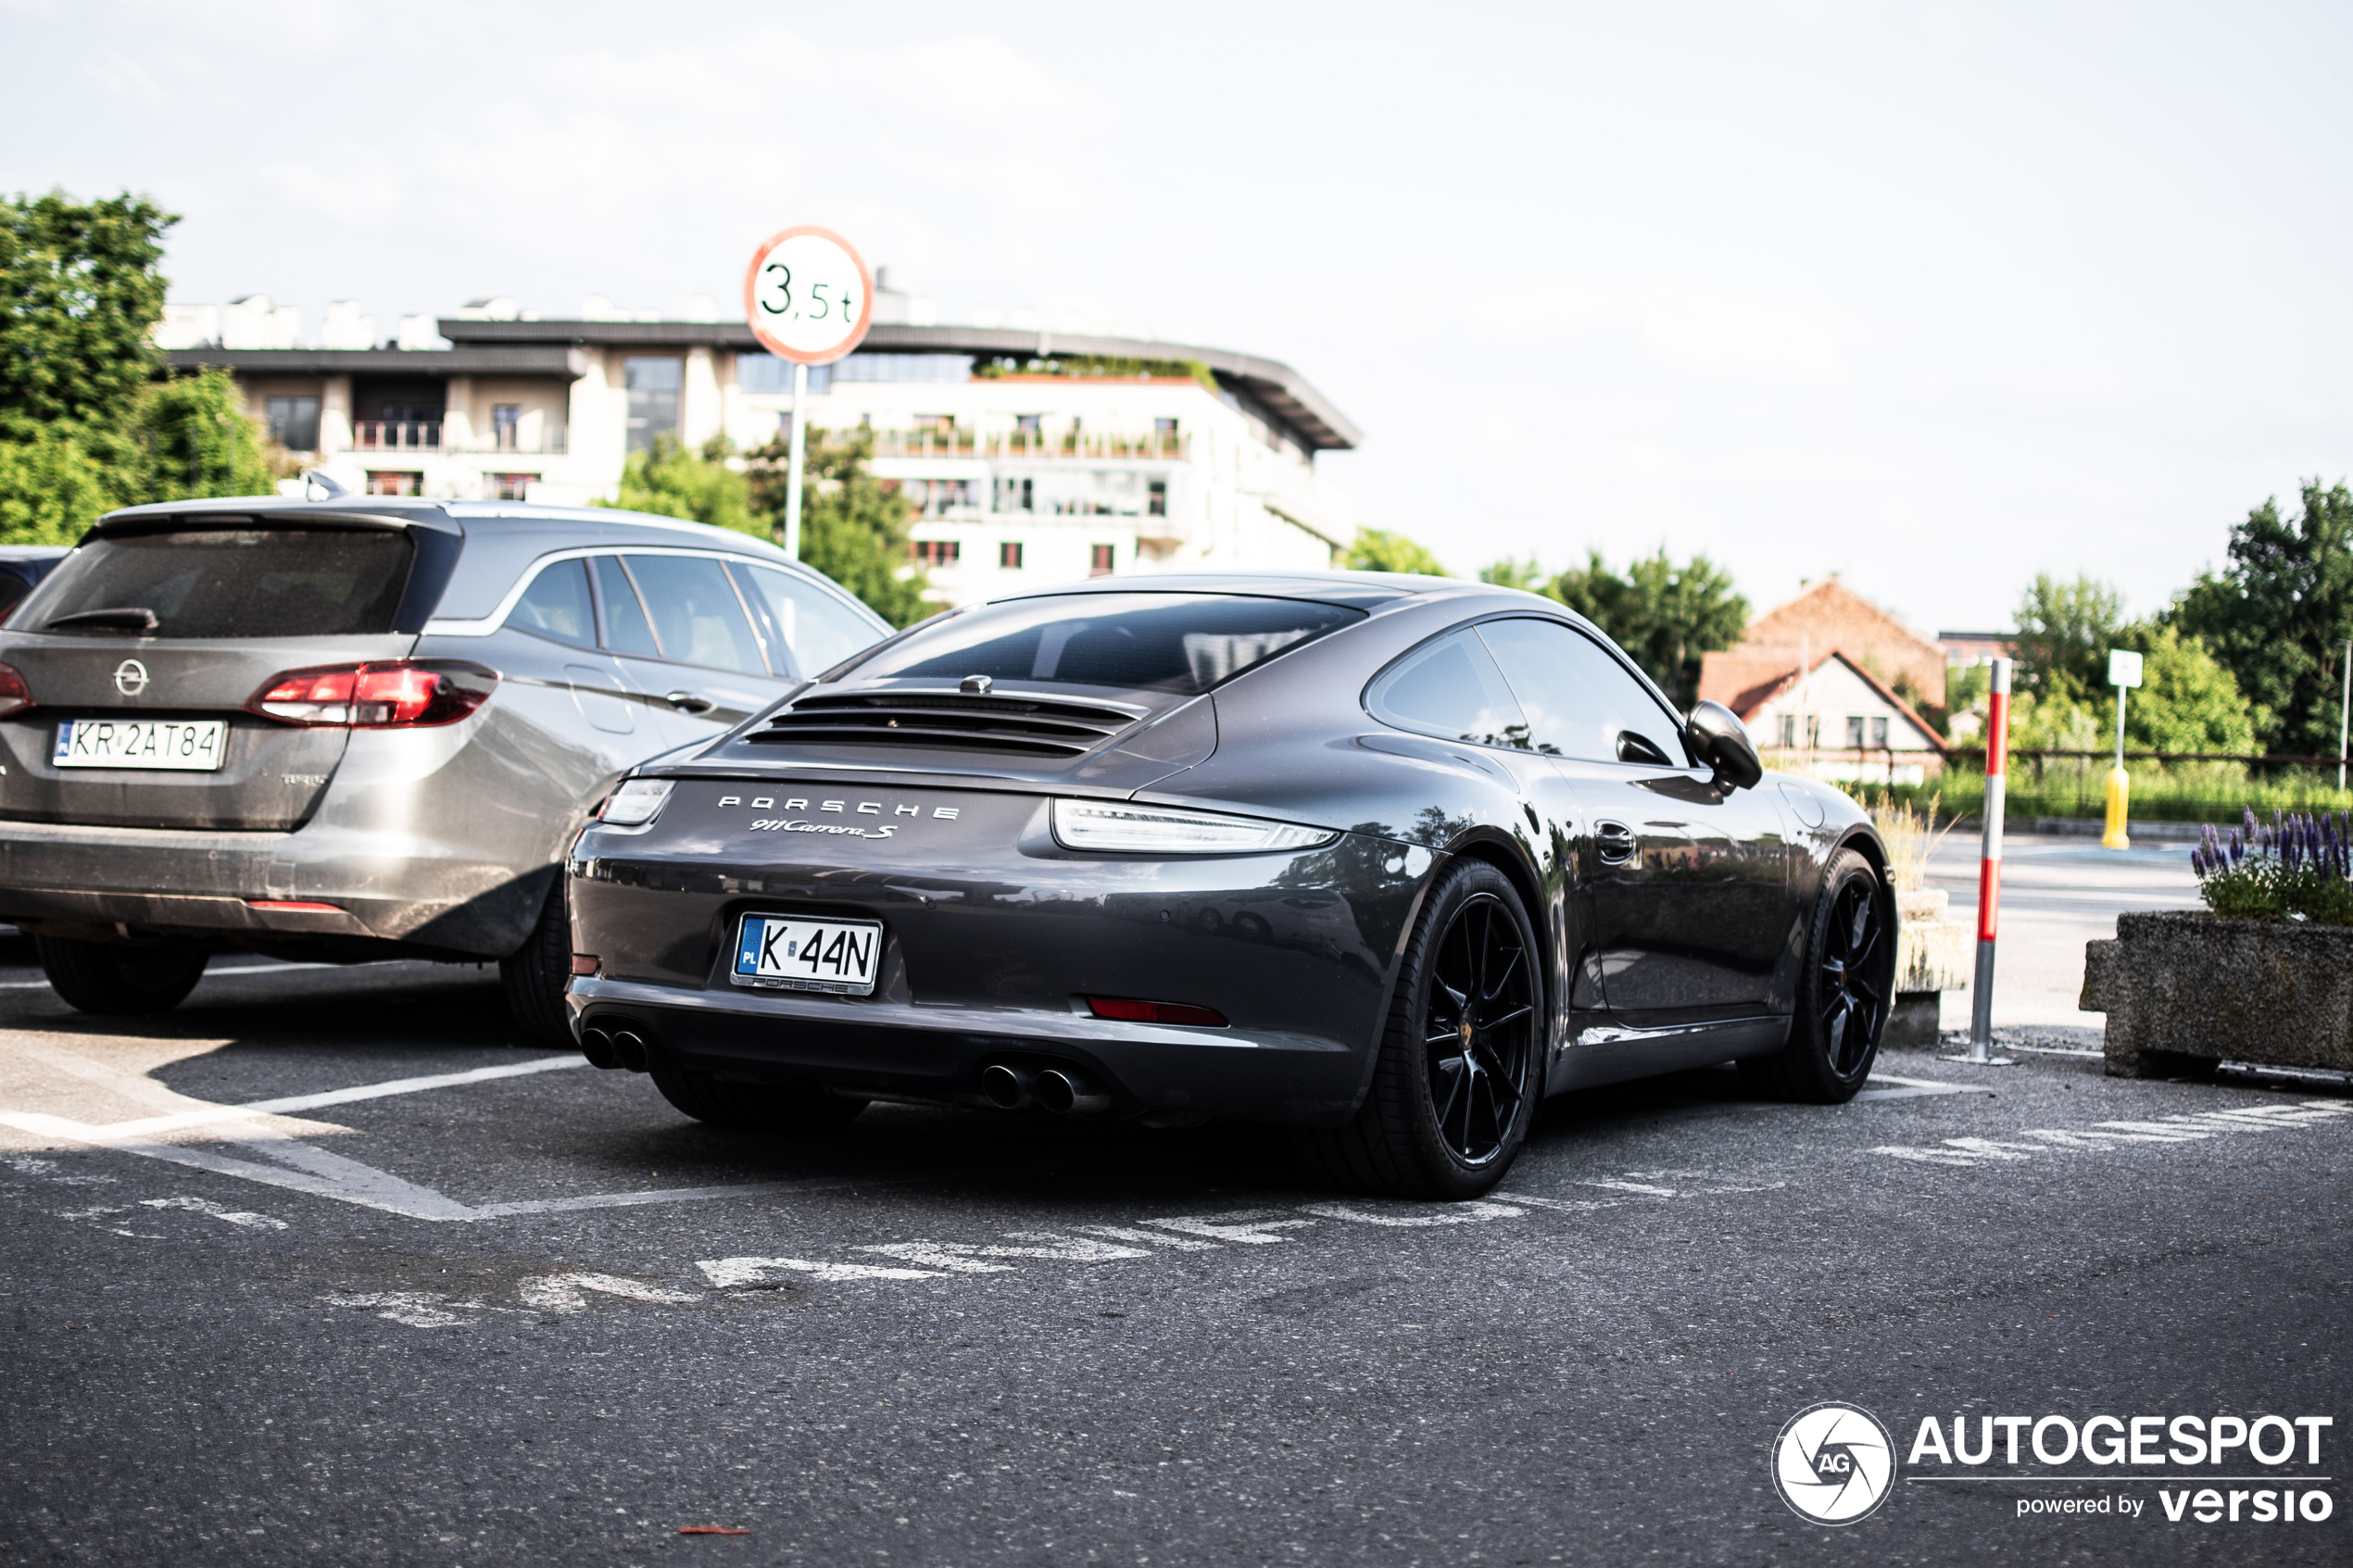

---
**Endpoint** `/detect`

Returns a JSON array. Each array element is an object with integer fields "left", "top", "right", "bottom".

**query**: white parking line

[{"left": 1873, "top": 1099, "right": 2353, "bottom": 1166}]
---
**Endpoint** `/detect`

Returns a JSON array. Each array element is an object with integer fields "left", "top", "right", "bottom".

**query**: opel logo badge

[{"left": 113, "top": 659, "right": 150, "bottom": 697}]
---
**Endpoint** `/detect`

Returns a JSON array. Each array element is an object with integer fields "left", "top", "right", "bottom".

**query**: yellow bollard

[{"left": 2101, "top": 767, "right": 2131, "bottom": 848}]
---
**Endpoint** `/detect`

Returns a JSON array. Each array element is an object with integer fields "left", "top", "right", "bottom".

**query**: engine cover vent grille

[{"left": 749, "top": 691, "right": 1142, "bottom": 758}]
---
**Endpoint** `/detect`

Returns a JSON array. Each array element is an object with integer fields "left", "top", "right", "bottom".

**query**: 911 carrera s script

[
  {"left": 730, "top": 912, "right": 884, "bottom": 995},
  {"left": 748, "top": 819, "right": 897, "bottom": 837}
]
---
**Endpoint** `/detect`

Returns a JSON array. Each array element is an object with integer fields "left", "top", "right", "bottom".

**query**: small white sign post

[
  {"left": 741, "top": 226, "right": 875, "bottom": 560},
  {"left": 2103, "top": 647, "right": 2144, "bottom": 849}
]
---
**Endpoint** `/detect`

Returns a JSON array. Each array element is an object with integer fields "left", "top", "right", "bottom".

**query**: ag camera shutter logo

[{"left": 1771, "top": 1402, "right": 1897, "bottom": 1525}]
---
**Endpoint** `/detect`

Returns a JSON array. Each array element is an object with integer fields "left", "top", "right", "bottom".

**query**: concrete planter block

[
  {"left": 2082, "top": 910, "right": 2353, "bottom": 1077},
  {"left": 1887, "top": 888, "right": 1970, "bottom": 1048}
]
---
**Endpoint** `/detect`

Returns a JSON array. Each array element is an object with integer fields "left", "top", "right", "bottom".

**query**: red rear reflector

[
  {"left": 0, "top": 661, "right": 32, "bottom": 720},
  {"left": 246, "top": 661, "right": 496, "bottom": 728},
  {"left": 1087, "top": 997, "right": 1227, "bottom": 1027},
  {"left": 570, "top": 954, "right": 600, "bottom": 976},
  {"left": 246, "top": 899, "right": 341, "bottom": 912}
]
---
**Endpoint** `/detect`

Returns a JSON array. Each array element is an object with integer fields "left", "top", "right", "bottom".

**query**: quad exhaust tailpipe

[
  {"left": 1035, "top": 1067, "right": 1110, "bottom": 1115},
  {"left": 981, "top": 1063, "right": 1036, "bottom": 1110},
  {"left": 581, "top": 1024, "right": 649, "bottom": 1072},
  {"left": 981, "top": 1062, "right": 1110, "bottom": 1114}
]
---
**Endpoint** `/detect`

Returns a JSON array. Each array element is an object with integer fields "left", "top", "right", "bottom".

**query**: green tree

[
  {"left": 1545, "top": 547, "right": 1747, "bottom": 708},
  {"left": 2011, "top": 572, "right": 2124, "bottom": 702},
  {"left": 1345, "top": 528, "right": 1449, "bottom": 576},
  {"left": 747, "top": 428, "right": 931, "bottom": 628},
  {"left": 0, "top": 427, "right": 113, "bottom": 545},
  {"left": 1478, "top": 556, "right": 1546, "bottom": 591},
  {"left": 129, "top": 367, "right": 281, "bottom": 501},
  {"left": 602, "top": 433, "right": 761, "bottom": 537},
  {"left": 0, "top": 190, "right": 173, "bottom": 438},
  {"left": 2109, "top": 621, "right": 2259, "bottom": 754},
  {"left": 2171, "top": 481, "right": 2353, "bottom": 756}
]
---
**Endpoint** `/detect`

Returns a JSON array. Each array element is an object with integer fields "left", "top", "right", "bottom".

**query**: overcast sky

[{"left": 6, "top": 0, "right": 2348, "bottom": 631}]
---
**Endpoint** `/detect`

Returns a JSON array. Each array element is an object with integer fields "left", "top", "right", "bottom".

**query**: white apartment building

[{"left": 160, "top": 302, "right": 1360, "bottom": 604}]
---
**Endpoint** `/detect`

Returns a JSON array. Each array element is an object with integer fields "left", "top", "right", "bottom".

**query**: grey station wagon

[{"left": 0, "top": 495, "right": 888, "bottom": 1044}]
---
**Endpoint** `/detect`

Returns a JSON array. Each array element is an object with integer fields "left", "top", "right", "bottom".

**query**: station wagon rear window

[
  {"left": 31, "top": 527, "right": 415, "bottom": 639},
  {"left": 849, "top": 593, "right": 1363, "bottom": 696}
]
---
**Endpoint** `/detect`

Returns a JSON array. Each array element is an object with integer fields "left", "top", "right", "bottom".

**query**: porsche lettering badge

[{"left": 714, "top": 793, "right": 961, "bottom": 838}]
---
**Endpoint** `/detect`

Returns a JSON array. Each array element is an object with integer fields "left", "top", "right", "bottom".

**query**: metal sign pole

[
  {"left": 2339, "top": 638, "right": 2349, "bottom": 795},
  {"left": 783, "top": 359, "right": 809, "bottom": 561},
  {"left": 1969, "top": 657, "right": 2013, "bottom": 1064}
]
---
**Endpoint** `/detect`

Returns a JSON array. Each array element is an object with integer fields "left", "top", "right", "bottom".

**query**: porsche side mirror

[{"left": 1685, "top": 700, "right": 1764, "bottom": 790}]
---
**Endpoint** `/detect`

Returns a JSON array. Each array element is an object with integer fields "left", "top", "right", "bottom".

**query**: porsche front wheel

[
  {"left": 1740, "top": 848, "right": 1894, "bottom": 1104},
  {"left": 1299, "top": 859, "right": 1542, "bottom": 1199}
]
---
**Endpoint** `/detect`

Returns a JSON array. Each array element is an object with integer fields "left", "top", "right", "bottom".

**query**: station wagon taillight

[
  {"left": 0, "top": 662, "right": 32, "bottom": 719},
  {"left": 245, "top": 662, "right": 497, "bottom": 728}
]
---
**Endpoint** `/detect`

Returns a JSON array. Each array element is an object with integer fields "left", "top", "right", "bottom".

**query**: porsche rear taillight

[
  {"left": 245, "top": 662, "right": 497, "bottom": 728},
  {"left": 0, "top": 661, "right": 33, "bottom": 720}
]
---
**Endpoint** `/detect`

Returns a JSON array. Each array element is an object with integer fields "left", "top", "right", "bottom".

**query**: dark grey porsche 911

[{"left": 564, "top": 572, "right": 1896, "bottom": 1198}]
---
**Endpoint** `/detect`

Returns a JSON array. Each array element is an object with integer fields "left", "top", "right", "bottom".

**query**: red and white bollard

[{"left": 1967, "top": 657, "right": 2012, "bottom": 1064}]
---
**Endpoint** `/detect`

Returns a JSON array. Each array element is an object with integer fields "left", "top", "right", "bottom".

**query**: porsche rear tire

[
  {"left": 1298, "top": 859, "right": 1542, "bottom": 1200},
  {"left": 1739, "top": 848, "right": 1894, "bottom": 1104},
  {"left": 648, "top": 1060, "right": 868, "bottom": 1135},
  {"left": 499, "top": 874, "right": 577, "bottom": 1050},
  {"left": 33, "top": 935, "right": 209, "bottom": 1016}
]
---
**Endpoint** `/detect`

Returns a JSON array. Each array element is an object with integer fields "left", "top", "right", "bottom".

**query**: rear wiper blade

[{"left": 45, "top": 608, "right": 160, "bottom": 633}]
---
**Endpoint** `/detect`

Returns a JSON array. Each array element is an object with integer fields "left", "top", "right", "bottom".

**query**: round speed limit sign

[{"left": 741, "top": 226, "right": 874, "bottom": 364}]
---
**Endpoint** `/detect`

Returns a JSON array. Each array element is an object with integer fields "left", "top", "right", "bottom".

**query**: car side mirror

[{"left": 1685, "top": 699, "right": 1763, "bottom": 790}]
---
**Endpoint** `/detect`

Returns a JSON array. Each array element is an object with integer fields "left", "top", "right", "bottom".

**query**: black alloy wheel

[
  {"left": 1423, "top": 894, "right": 1539, "bottom": 1165},
  {"left": 1741, "top": 847, "right": 1894, "bottom": 1103},
  {"left": 1298, "top": 859, "right": 1543, "bottom": 1199}
]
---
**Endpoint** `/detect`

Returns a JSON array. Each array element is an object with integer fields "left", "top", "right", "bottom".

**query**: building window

[
  {"left": 1869, "top": 715, "right": 1890, "bottom": 748},
  {"left": 911, "top": 478, "right": 975, "bottom": 517},
  {"left": 264, "top": 395, "right": 321, "bottom": 452},
  {"left": 1147, "top": 480, "right": 1167, "bottom": 518},
  {"left": 776, "top": 411, "right": 794, "bottom": 445},
  {"left": 1000, "top": 541, "right": 1024, "bottom": 570},
  {"left": 994, "top": 476, "right": 1034, "bottom": 513},
  {"left": 366, "top": 470, "right": 421, "bottom": 496},
  {"left": 1152, "top": 416, "right": 1177, "bottom": 454},
  {"left": 1016, "top": 413, "right": 1042, "bottom": 433},
  {"left": 490, "top": 473, "right": 532, "bottom": 502},
  {"left": 624, "top": 358, "right": 682, "bottom": 454},
  {"left": 1089, "top": 543, "right": 1115, "bottom": 577},
  {"left": 1844, "top": 716, "right": 1868, "bottom": 749},
  {"left": 492, "top": 404, "right": 522, "bottom": 450},
  {"left": 1777, "top": 714, "right": 1797, "bottom": 747},
  {"left": 738, "top": 355, "right": 828, "bottom": 395},
  {"left": 910, "top": 540, "right": 962, "bottom": 567},
  {"left": 739, "top": 353, "right": 786, "bottom": 394}
]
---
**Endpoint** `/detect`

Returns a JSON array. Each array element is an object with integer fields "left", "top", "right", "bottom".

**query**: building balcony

[
  {"left": 869, "top": 430, "right": 1189, "bottom": 461},
  {"left": 346, "top": 422, "right": 569, "bottom": 456}
]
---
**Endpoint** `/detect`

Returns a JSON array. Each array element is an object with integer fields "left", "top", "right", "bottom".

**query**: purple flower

[
  {"left": 2192, "top": 847, "right": 2208, "bottom": 876},
  {"left": 2230, "top": 828, "right": 2245, "bottom": 864}
]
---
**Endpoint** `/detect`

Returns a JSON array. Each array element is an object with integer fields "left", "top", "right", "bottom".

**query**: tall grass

[
  {"left": 1862, "top": 793, "right": 1955, "bottom": 890},
  {"left": 1872, "top": 759, "right": 2353, "bottom": 824}
]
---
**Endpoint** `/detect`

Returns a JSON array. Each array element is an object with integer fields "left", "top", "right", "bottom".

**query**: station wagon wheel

[
  {"left": 1740, "top": 848, "right": 1894, "bottom": 1104},
  {"left": 1296, "top": 859, "right": 1542, "bottom": 1200}
]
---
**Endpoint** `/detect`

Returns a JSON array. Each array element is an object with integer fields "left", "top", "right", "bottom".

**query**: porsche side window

[
  {"left": 1365, "top": 630, "right": 1531, "bottom": 750},
  {"left": 504, "top": 558, "right": 597, "bottom": 648},
  {"left": 1476, "top": 618, "right": 1687, "bottom": 766}
]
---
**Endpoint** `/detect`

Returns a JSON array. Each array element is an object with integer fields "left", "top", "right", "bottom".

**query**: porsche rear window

[
  {"left": 31, "top": 528, "right": 414, "bottom": 638},
  {"left": 850, "top": 594, "right": 1363, "bottom": 696}
]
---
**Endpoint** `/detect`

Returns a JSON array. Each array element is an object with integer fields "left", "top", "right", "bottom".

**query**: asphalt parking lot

[{"left": 2, "top": 922, "right": 2347, "bottom": 1565}]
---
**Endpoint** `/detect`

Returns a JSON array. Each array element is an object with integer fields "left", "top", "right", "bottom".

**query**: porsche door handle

[
  {"left": 1594, "top": 820, "right": 1637, "bottom": 866},
  {"left": 663, "top": 691, "right": 715, "bottom": 714}
]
